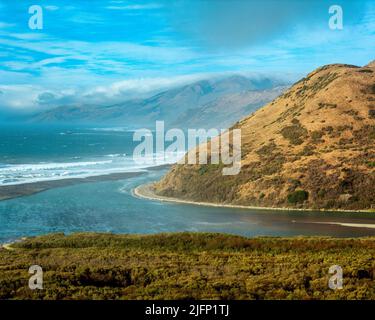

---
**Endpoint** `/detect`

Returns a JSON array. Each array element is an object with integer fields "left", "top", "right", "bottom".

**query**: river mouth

[
  {"left": 0, "top": 164, "right": 170, "bottom": 201},
  {"left": 1, "top": 167, "right": 375, "bottom": 244},
  {"left": 0, "top": 171, "right": 145, "bottom": 201},
  {"left": 0, "top": 125, "right": 374, "bottom": 243}
]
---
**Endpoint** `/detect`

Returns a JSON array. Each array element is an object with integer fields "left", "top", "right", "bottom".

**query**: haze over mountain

[
  {"left": 30, "top": 75, "right": 290, "bottom": 129},
  {"left": 154, "top": 61, "right": 375, "bottom": 211}
]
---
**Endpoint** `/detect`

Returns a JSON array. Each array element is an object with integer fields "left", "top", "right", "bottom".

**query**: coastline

[
  {"left": 0, "top": 171, "right": 144, "bottom": 202},
  {"left": 1, "top": 243, "right": 15, "bottom": 251},
  {"left": 133, "top": 183, "right": 374, "bottom": 214},
  {"left": 0, "top": 164, "right": 171, "bottom": 202},
  {"left": 0, "top": 237, "right": 27, "bottom": 250}
]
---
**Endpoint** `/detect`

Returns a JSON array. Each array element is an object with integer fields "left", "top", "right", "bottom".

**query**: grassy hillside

[
  {"left": 0, "top": 233, "right": 374, "bottom": 300},
  {"left": 155, "top": 62, "right": 375, "bottom": 210}
]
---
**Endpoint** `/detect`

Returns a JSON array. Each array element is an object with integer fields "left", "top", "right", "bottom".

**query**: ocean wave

[
  {"left": 91, "top": 127, "right": 131, "bottom": 132},
  {"left": 105, "top": 154, "right": 128, "bottom": 158},
  {"left": 91, "top": 127, "right": 157, "bottom": 133},
  {"left": 0, "top": 151, "right": 183, "bottom": 186},
  {"left": 0, "top": 160, "right": 113, "bottom": 172}
]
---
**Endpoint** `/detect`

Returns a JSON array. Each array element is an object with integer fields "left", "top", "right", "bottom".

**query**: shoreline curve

[{"left": 133, "top": 183, "right": 374, "bottom": 214}]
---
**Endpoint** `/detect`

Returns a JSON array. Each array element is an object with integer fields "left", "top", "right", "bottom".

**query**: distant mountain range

[
  {"left": 30, "top": 75, "right": 290, "bottom": 129},
  {"left": 154, "top": 61, "right": 375, "bottom": 210}
]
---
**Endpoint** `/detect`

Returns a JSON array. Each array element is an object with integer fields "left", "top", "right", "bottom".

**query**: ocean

[{"left": 0, "top": 124, "right": 374, "bottom": 243}]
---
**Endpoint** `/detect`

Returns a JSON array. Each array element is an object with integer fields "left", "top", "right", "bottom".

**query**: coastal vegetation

[
  {"left": 0, "top": 233, "right": 374, "bottom": 300},
  {"left": 287, "top": 190, "right": 309, "bottom": 204}
]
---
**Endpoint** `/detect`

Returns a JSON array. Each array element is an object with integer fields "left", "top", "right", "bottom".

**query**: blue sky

[{"left": 0, "top": 0, "right": 374, "bottom": 113}]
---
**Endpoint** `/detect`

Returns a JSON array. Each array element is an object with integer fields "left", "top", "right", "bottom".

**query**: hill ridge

[
  {"left": 154, "top": 61, "right": 375, "bottom": 210},
  {"left": 30, "top": 74, "right": 290, "bottom": 129}
]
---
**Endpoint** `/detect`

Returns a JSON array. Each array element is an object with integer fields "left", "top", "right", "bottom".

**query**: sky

[{"left": 0, "top": 0, "right": 374, "bottom": 114}]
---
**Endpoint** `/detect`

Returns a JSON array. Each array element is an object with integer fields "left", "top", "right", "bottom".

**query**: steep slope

[
  {"left": 154, "top": 62, "right": 375, "bottom": 210},
  {"left": 30, "top": 75, "right": 289, "bottom": 128}
]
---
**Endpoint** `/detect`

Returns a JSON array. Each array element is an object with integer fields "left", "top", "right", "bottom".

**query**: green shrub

[
  {"left": 317, "top": 189, "right": 326, "bottom": 198},
  {"left": 280, "top": 123, "right": 308, "bottom": 145},
  {"left": 311, "top": 130, "right": 324, "bottom": 142},
  {"left": 370, "top": 126, "right": 375, "bottom": 140},
  {"left": 287, "top": 190, "right": 309, "bottom": 204},
  {"left": 298, "top": 145, "right": 315, "bottom": 156},
  {"left": 2, "top": 233, "right": 375, "bottom": 300},
  {"left": 198, "top": 166, "right": 208, "bottom": 175},
  {"left": 357, "top": 69, "right": 373, "bottom": 73}
]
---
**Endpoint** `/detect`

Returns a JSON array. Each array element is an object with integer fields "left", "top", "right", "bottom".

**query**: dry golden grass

[{"left": 155, "top": 62, "right": 375, "bottom": 210}]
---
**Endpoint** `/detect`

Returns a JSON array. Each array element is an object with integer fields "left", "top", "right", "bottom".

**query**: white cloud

[
  {"left": 1, "top": 2, "right": 370, "bottom": 114},
  {"left": 0, "top": 85, "right": 40, "bottom": 110},
  {"left": 68, "top": 12, "right": 105, "bottom": 24},
  {"left": 0, "top": 22, "right": 15, "bottom": 28},
  {"left": 0, "top": 73, "right": 211, "bottom": 111},
  {"left": 44, "top": 5, "right": 59, "bottom": 11},
  {"left": 106, "top": 4, "right": 163, "bottom": 10},
  {"left": 8, "top": 33, "right": 47, "bottom": 40},
  {"left": 0, "top": 35, "right": 198, "bottom": 69},
  {"left": 3, "top": 56, "right": 88, "bottom": 72},
  {"left": 85, "top": 74, "right": 209, "bottom": 98}
]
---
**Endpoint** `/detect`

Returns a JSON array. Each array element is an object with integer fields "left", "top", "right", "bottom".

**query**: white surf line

[
  {"left": 308, "top": 221, "right": 375, "bottom": 229},
  {"left": 1, "top": 237, "right": 28, "bottom": 251},
  {"left": 2, "top": 243, "right": 16, "bottom": 251}
]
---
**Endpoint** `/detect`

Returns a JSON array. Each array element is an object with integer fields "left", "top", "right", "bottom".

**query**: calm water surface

[{"left": 1, "top": 125, "right": 374, "bottom": 243}]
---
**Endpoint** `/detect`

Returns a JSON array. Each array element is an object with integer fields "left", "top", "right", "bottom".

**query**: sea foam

[{"left": 0, "top": 151, "right": 182, "bottom": 186}]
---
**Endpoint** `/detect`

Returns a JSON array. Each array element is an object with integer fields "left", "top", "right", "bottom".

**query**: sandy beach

[
  {"left": 0, "top": 164, "right": 171, "bottom": 202},
  {"left": 0, "top": 171, "right": 144, "bottom": 201},
  {"left": 133, "top": 183, "right": 375, "bottom": 214}
]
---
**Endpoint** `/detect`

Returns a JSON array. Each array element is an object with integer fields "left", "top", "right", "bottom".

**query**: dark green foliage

[
  {"left": 303, "top": 158, "right": 375, "bottom": 210},
  {"left": 343, "top": 110, "right": 364, "bottom": 121},
  {"left": 198, "top": 164, "right": 223, "bottom": 176},
  {"left": 256, "top": 142, "right": 277, "bottom": 157},
  {"left": 308, "top": 72, "right": 339, "bottom": 95},
  {"left": 310, "top": 130, "right": 324, "bottom": 143},
  {"left": 287, "top": 179, "right": 301, "bottom": 192},
  {"left": 1, "top": 233, "right": 374, "bottom": 300},
  {"left": 198, "top": 166, "right": 208, "bottom": 175},
  {"left": 354, "top": 125, "right": 375, "bottom": 141},
  {"left": 318, "top": 102, "right": 337, "bottom": 109},
  {"left": 357, "top": 69, "right": 373, "bottom": 73},
  {"left": 371, "top": 127, "right": 375, "bottom": 140},
  {"left": 317, "top": 189, "right": 326, "bottom": 198},
  {"left": 298, "top": 145, "right": 315, "bottom": 156},
  {"left": 287, "top": 190, "right": 309, "bottom": 204},
  {"left": 280, "top": 122, "right": 308, "bottom": 145}
]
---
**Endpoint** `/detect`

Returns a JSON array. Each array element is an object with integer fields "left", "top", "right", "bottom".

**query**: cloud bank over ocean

[{"left": 0, "top": 0, "right": 373, "bottom": 115}]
